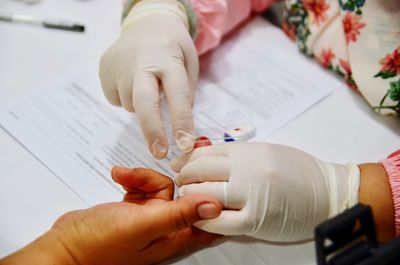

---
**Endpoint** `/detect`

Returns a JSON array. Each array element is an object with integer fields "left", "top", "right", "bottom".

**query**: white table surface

[{"left": 0, "top": 0, "right": 399, "bottom": 263}]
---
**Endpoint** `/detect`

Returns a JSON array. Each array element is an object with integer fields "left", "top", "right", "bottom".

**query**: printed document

[{"left": 0, "top": 18, "right": 342, "bottom": 205}]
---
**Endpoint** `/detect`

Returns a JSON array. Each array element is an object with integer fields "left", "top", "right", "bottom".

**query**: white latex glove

[
  {"left": 99, "top": 0, "right": 199, "bottom": 159},
  {"left": 171, "top": 142, "right": 360, "bottom": 242}
]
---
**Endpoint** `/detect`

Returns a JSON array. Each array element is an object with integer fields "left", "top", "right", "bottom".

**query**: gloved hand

[
  {"left": 99, "top": 0, "right": 199, "bottom": 159},
  {"left": 171, "top": 142, "right": 360, "bottom": 242}
]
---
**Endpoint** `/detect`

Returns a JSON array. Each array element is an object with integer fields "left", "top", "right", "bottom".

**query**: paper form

[{"left": 0, "top": 17, "right": 342, "bottom": 205}]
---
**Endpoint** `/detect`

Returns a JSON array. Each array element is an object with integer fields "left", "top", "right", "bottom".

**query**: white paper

[{"left": 0, "top": 18, "right": 341, "bottom": 205}]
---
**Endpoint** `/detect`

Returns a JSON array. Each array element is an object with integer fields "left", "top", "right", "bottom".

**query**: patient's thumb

[{"left": 150, "top": 195, "right": 222, "bottom": 237}]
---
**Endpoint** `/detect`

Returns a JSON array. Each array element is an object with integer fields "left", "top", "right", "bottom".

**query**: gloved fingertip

[
  {"left": 175, "top": 130, "right": 195, "bottom": 153},
  {"left": 150, "top": 139, "right": 168, "bottom": 159},
  {"left": 170, "top": 158, "right": 180, "bottom": 172},
  {"left": 178, "top": 186, "right": 185, "bottom": 196},
  {"left": 174, "top": 176, "right": 181, "bottom": 187},
  {"left": 171, "top": 156, "right": 188, "bottom": 172}
]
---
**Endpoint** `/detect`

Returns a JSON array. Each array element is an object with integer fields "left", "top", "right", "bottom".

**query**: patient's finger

[{"left": 112, "top": 167, "right": 174, "bottom": 200}]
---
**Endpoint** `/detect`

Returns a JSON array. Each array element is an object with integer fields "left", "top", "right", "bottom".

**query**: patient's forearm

[
  {"left": 0, "top": 230, "right": 75, "bottom": 265},
  {"left": 358, "top": 163, "right": 395, "bottom": 242}
]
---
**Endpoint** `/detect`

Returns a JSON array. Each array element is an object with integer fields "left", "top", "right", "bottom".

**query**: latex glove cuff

[
  {"left": 318, "top": 161, "right": 360, "bottom": 218},
  {"left": 122, "top": 0, "right": 189, "bottom": 32}
]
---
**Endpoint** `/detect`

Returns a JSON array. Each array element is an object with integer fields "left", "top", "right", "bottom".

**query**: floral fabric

[
  {"left": 283, "top": 0, "right": 400, "bottom": 115},
  {"left": 122, "top": 0, "right": 400, "bottom": 115}
]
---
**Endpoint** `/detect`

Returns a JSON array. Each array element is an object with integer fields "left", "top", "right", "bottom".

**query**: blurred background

[{"left": 0, "top": 0, "right": 119, "bottom": 104}]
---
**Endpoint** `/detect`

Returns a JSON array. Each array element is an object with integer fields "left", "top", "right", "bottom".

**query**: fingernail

[
  {"left": 111, "top": 166, "right": 129, "bottom": 181},
  {"left": 151, "top": 139, "right": 168, "bottom": 159},
  {"left": 175, "top": 130, "right": 195, "bottom": 153},
  {"left": 197, "top": 203, "right": 219, "bottom": 219}
]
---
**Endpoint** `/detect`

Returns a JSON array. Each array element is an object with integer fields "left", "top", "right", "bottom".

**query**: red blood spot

[
  {"left": 194, "top": 136, "right": 212, "bottom": 148},
  {"left": 234, "top": 128, "right": 241, "bottom": 131}
]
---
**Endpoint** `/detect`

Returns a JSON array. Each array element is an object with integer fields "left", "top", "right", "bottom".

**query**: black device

[{"left": 315, "top": 204, "right": 400, "bottom": 265}]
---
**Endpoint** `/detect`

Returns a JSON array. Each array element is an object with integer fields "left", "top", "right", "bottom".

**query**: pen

[{"left": 0, "top": 12, "right": 85, "bottom": 32}]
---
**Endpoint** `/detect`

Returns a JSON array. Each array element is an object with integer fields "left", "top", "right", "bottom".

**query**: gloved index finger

[
  {"left": 179, "top": 182, "right": 228, "bottom": 207},
  {"left": 162, "top": 60, "right": 195, "bottom": 154},
  {"left": 175, "top": 156, "right": 231, "bottom": 186},
  {"left": 133, "top": 70, "right": 169, "bottom": 159}
]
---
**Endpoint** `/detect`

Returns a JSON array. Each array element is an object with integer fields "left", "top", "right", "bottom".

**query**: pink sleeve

[
  {"left": 380, "top": 149, "right": 400, "bottom": 237},
  {"left": 190, "top": 0, "right": 275, "bottom": 55}
]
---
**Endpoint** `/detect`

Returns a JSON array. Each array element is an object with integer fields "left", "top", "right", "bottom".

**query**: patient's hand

[{"left": 1, "top": 167, "right": 222, "bottom": 265}]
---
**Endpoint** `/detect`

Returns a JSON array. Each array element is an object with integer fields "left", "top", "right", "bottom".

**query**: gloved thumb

[{"left": 144, "top": 195, "right": 222, "bottom": 239}]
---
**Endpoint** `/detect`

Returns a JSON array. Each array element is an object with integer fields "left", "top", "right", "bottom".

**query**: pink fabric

[
  {"left": 380, "top": 150, "right": 400, "bottom": 237},
  {"left": 190, "top": 0, "right": 275, "bottom": 55}
]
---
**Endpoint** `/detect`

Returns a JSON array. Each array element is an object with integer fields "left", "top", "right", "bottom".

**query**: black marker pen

[{"left": 0, "top": 12, "right": 85, "bottom": 32}]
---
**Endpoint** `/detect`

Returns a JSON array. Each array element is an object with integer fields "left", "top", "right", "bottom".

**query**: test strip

[{"left": 168, "top": 123, "right": 256, "bottom": 146}]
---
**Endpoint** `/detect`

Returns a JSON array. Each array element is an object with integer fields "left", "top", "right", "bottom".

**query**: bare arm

[{"left": 358, "top": 163, "right": 395, "bottom": 242}]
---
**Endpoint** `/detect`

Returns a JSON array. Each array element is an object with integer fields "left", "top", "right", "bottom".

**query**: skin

[
  {"left": 358, "top": 163, "right": 395, "bottom": 242},
  {"left": 0, "top": 167, "right": 222, "bottom": 265}
]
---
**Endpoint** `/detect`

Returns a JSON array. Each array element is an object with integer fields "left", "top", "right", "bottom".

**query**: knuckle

[
  {"left": 99, "top": 51, "right": 111, "bottom": 67},
  {"left": 158, "top": 36, "right": 179, "bottom": 50},
  {"left": 169, "top": 87, "right": 190, "bottom": 99},
  {"left": 169, "top": 54, "right": 185, "bottom": 65},
  {"left": 135, "top": 64, "right": 160, "bottom": 75},
  {"left": 53, "top": 210, "right": 79, "bottom": 227},
  {"left": 170, "top": 203, "right": 192, "bottom": 230},
  {"left": 100, "top": 44, "right": 121, "bottom": 67}
]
